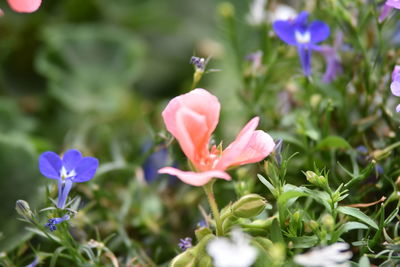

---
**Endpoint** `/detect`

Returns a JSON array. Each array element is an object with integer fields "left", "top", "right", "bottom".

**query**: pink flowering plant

[{"left": 3, "top": 1, "right": 400, "bottom": 266}]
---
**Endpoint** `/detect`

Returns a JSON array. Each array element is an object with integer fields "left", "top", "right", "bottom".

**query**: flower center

[
  {"left": 60, "top": 167, "right": 76, "bottom": 180},
  {"left": 295, "top": 31, "right": 311, "bottom": 44}
]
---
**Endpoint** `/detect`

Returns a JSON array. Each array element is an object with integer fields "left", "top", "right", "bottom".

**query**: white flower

[
  {"left": 207, "top": 228, "right": 258, "bottom": 267},
  {"left": 294, "top": 243, "right": 353, "bottom": 267},
  {"left": 246, "top": 0, "right": 267, "bottom": 26},
  {"left": 268, "top": 4, "right": 297, "bottom": 22}
]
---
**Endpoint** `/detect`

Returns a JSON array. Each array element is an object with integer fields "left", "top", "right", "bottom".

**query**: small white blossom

[
  {"left": 294, "top": 243, "right": 352, "bottom": 267},
  {"left": 246, "top": 0, "right": 267, "bottom": 26},
  {"left": 207, "top": 228, "right": 258, "bottom": 267},
  {"left": 268, "top": 4, "right": 297, "bottom": 22}
]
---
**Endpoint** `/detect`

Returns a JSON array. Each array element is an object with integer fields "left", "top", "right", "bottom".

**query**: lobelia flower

[
  {"left": 7, "top": 0, "right": 42, "bottom": 13},
  {"left": 158, "top": 89, "right": 275, "bottom": 186},
  {"left": 390, "top": 65, "right": 400, "bottom": 112},
  {"left": 142, "top": 142, "right": 172, "bottom": 183},
  {"left": 379, "top": 0, "right": 400, "bottom": 23},
  {"left": 39, "top": 149, "right": 99, "bottom": 209},
  {"left": 24, "top": 256, "right": 39, "bottom": 267},
  {"left": 45, "top": 214, "right": 70, "bottom": 232},
  {"left": 294, "top": 242, "right": 352, "bottom": 267},
  {"left": 273, "top": 11, "right": 330, "bottom": 76},
  {"left": 207, "top": 228, "right": 258, "bottom": 267},
  {"left": 178, "top": 237, "right": 193, "bottom": 251},
  {"left": 315, "top": 31, "right": 343, "bottom": 83}
]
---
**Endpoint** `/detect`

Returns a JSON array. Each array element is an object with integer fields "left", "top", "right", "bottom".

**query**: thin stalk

[{"left": 203, "top": 181, "right": 223, "bottom": 236}]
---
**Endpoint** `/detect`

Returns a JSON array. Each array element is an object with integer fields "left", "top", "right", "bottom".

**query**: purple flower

[
  {"left": 273, "top": 11, "right": 330, "bottom": 76},
  {"left": 39, "top": 149, "right": 99, "bottom": 209},
  {"left": 45, "top": 214, "right": 70, "bottom": 232},
  {"left": 379, "top": 0, "right": 400, "bottom": 22},
  {"left": 390, "top": 65, "right": 400, "bottom": 112},
  {"left": 190, "top": 56, "right": 206, "bottom": 71},
  {"left": 178, "top": 237, "right": 193, "bottom": 251},
  {"left": 143, "top": 144, "right": 169, "bottom": 183},
  {"left": 24, "top": 257, "right": 39, "bottom": 267},
  {"left": 197, "top": 220, "right": 207, "bottom": 228},
  {"left": 315, "top": 32, "right": 343, "bottom": 83}
]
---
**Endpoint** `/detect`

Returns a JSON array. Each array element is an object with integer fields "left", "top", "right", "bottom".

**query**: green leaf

[
  {"left": 277, "top": 189, "right": 309, "bottom": 226},
  {"left": 384, "top": 207, "right": 399, "bottom": 226},
  {"left": 270, "top": 219, "right": 284, "bottom": 244},
  {"left": 337, "top": 206, "right": 378, "bottom": 230},
  {"left": 317, "top": 136, "right": 351, "bottom": 150},
  {"left": 257, "top": 174, "right": 276, "bottom": 196},
  {"left": 333, "top": 222, "right": 368, "bottom": 241},
  {"left": 287, "top": 236, "right": 319, "bottom": 248}
]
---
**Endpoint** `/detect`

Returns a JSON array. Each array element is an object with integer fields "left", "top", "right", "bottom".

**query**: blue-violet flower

[
  {"left": 39, "top": 149, "right": 99, "bottom": 209},
  {"left": 178, "top": 237, "right": 193, "bottom": 251},
  {"left": 273, "top": 11, "right": 330, "bottom": 76},
  {"left": 143, "top": 143, "right": 170, "bottom": 183},
  {"left": 45, "top": 214, "right": 70, "bottom": 232}
]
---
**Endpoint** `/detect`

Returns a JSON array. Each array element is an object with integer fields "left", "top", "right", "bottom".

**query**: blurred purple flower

[
  {"left": 142, "top": 142, "right": 178, "bottom": 184},
  {"left": 178, "top": 237, "right": 193, "bottom": 251},
  {"left": 39, "top": 149, "right": 99, "bottom": 209},
  {"left": 190, "top": 56, "right": 206, "bottom": 72},
  {"left": 197, "top": 220, "right": 207, "bottom": 228},
  {"left": 143, "top": 143, "right": 170, "bottom": 183},
  {"left": 315, "top": 32, "right": 343, "bottom": 83},
  {"left": 273, "top": 11, "right": 330, "bottom": 76},
  {"left": 390, "top": 65, "right": 400, "bottom": 112},
  {"left": 379, "top": 0, "right": 400, "bottom": 22},
  {"left": 45, "top": 214, "right": 70, "bottom": 232},
  {"left": 245, "top": 50, "right": 263, "bottom": 75},
  {"left": 24, "top": 257, "right": 39, "bottom": 267}
]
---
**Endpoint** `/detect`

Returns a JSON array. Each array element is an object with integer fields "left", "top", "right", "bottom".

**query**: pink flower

[
  {"left": 158, "top": 89, "right": 275, "bottom": 186},
  {"left": 7, "top": 0, "right": 42, "bottom": 13}
]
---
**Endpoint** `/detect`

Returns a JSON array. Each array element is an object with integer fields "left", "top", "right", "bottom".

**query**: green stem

[{"left": 203, "top": 181, "right": 223, "bottom": 236}]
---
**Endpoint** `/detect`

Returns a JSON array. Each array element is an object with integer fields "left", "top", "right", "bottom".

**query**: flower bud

[
  {"left": 232, "top": 194, "right": 266, "bottom": 218},
  {"left": 307, "top": 220, "right": 319, "bottom": 232},
  {"left": 321, "top": 214, "right": 335, "bottom": 232},
  {"left": 195, "top": 227, "right": 212, "bottom": 242},
  {"left": 218, "top": 2, "right": 235, "bottom": 18},
  {"left": 15, "top": 200, "right": 34, "bottom": 221},
  {"left": 305, "top": 171, "right": 328, "bottom": 189},
  {"left": 268, "top": 243, "right": 286, "bottom": 265},
  {"left": 169, "top": 250, "right": 196, "bottom": 267}
]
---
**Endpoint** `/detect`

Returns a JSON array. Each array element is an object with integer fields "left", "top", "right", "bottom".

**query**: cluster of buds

[{"left": 304, "top": 171, "right": 329, "bottom": 190}]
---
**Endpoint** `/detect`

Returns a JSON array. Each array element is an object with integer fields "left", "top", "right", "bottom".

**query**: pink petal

[
  {"left": 224, "top": 130, "right": 275, "bottom": 166},
  {"left": 158, "top": 167, "right": 231, "bottom": 186},
  {"left": 162, "top": 89, "right": 220, "bottom": 165},
  {"left": 174, "top": 107, "right": 209, "bottom": 163},
  {"left": 396, "top": 104, "right": 400, "bottom": 113},
  {"left": 7, "top": 0, "right": 42, "bottom": 13},
  {"left": 216, "top": 117, "right": 260, "bottom": 170},
  {"left": 391, "top": 81, "right": 400, "bottom": 96}
]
